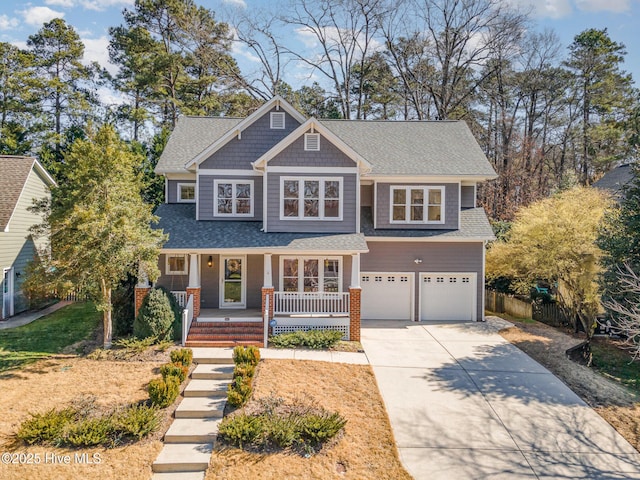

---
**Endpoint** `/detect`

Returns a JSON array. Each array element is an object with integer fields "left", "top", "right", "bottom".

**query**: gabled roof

[
  {"left": 183, "top": 96, "right": 307, "bottom": 170},
  {"left": 593, "top": 163, "right": 634, "bottom": 198},
  {"left": 0, "top": 156, "right": 55, "bottom": 231},
  {"left": 252, "top": 118, "right": 372, "bottom": 174},
  {"left": 320, "top": 119, "right": 497, "bottom": 178}
]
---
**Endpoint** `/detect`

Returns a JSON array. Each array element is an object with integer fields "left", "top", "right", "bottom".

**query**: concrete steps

[{"left": 151, "top": 350, "right": 234, "bottom": 476}]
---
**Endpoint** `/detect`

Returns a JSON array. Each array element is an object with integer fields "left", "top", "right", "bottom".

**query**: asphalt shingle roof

[
  {"left": 155, "top": 203, "right": 368, "bottom": 251},
  {"left": 0, "top": 156, "right": 37, "bottom": 230},
  {"left": 360, "top": 207, "right": 495, "bottom": 240},
  {"left": 593, "top": 163, "right": 635, "bottom": 198}
]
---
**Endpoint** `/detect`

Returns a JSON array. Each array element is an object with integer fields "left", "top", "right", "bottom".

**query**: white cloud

[
  {"left": 0, "top": 15, "right": 20, "bottom": 30},
  {"left": 20, "top": 6, "right": 64, "bottom": 27},
  {"left": 79, "top": 0, "right": 134, "bottom": 11},
  {"left": 222, "top": 0, "right": 247, "bottom": 8},
  {"left": 45, "top": 0, "right": 76, "bottom": 7},
  {"left": 575, "top": 0, "right": 631, "bottom": 13},
  {"left": 503, "top": 0, "right": 572, "bottom": 19},
  {"left": 81, "top": 36, "right": 118, "bottom": 75}
]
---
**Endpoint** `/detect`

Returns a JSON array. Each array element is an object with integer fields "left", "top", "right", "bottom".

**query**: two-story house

[
  {"left": 0, "top": 156, "right": 55, "bottom": 320},
  {"left": 139, "top": 96, "right": 496, "bottom": 346}
]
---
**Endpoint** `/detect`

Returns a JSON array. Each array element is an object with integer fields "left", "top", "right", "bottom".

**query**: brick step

[
  {"left": 186, "top": 340, "right": 263, "bottom": 348},
  {"left": 192, "top": 321, "right": 263, "bottom": 328},
  {"left": 187, "top": 334, "right": 263, "bottom": 341},
  {"left": 188, "top": 327, "right": 263, "bottom": 335}
]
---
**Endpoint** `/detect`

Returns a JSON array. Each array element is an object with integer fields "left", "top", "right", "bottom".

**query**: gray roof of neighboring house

[
  {"left": 156, "top": 116, "right": 242, "bottom": 173},
  {"left": 593, "top": 164, "right": 635, "bottom": 197},
  {"left": 320, "top": 120, "right": 496, "bottom": 177},
  {"left": 156, "top": 114, "right": 496, "bottom": 178},
  {"left": 360, "top": 207, "right": 495, "bottom": 240},
  {"left": 154, "top": 203, "right": 368, "bottom": 252},
  {"left": 0, "top": 156, "right": 53, "bottom": 231}
]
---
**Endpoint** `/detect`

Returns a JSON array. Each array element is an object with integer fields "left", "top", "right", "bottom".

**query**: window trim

[
  {"left": 213, "top": 179, "right": 254, "bottom": 217},
  {"left": 279, "top": 176, "right": 343, "bottom": 221},
  {"left": 165, "top": 254, "right": 188, "bottom": 275},
  {"left": 389, "top": 186, "right": 445, "bottom": 225},
  {"left": 304, "top": 133, "right": 320, "bottom": 151},
  {"left": 176, "top": 182, "right": 196, "bottom": 203},
  {"left": 278, "top": 256, "right": 343, "bottom": 293},
  {"left": 270, "top": 111, "right": 285, "bottom": 129}
]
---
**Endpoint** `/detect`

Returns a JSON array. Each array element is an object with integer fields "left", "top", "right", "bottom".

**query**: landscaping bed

[
  {"left": 208, "top": 359, "right": 411, "bottom": 480},
  {"left": 496, "top": 314, "right": 640, "bottom": 451}
]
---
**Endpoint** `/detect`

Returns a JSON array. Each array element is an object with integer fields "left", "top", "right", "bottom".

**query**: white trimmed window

[
  {"left": 304, "top": 133, "right": 320, "bottom": 151},
  {"left": 390, "top": 186, "right": 444, "bottom": 224},
  {"left": 177, "top": 183, "right": 195, "bottom": 203},
  {"left": 270, "top": 112, "right": 285, "bottom": 129},
  {"left": 166, "top": 254, "right": 187, "bottom": 275},
  {"left": 280, "top": 177, "right": 342, "bottom": 220},
  {"left": 214, "top": 180, "right": 254, "bottom": 217},
  {"left": 280, "top": 257, "right": 341, "bottom": 293}
]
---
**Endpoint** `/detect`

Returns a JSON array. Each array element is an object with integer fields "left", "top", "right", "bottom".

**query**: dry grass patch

[
  {"left": 0, "top": 357, "right": 169, "bottom": 480},
  {"left": 207, "top": 359, "right": 411, "bottom": 480}
]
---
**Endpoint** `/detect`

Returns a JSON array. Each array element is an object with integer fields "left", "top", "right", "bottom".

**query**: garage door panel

[
  {"left": 361, "top": 273, "right": 412, "bottom": 320},
  {"left": 421, "top": 274, "right": 475, "bottom": 321}
]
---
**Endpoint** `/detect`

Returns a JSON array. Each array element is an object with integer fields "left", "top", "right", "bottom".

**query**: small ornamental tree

[
  {"left": 29, "top": 125, "right": 167, "bottom": 348},
  {"left": 486, "top": 186, "right": 613, "bottom": 337},
  {"left": 134, "top": 288, "right": 174, "bottom": 341}
]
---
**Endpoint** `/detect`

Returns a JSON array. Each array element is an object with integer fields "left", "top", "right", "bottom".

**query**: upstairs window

[
  {"left": 281, "top": 177, "right": 342, "bottom": 220},
  {"left": 390, "top": 186, "right": 444, "bottom": 224},
  {"left": 304, "top": 133, "right": 320, "bottom": 151},
  {"left": 166, "top": 254, "right": 187, "bottom": 275},
  {"left": 270, "top": 112, "right": 285, "bottom": 129},
  {"left": 177, "top": 183, "right": 195, "bottom": 203},
  {"left": 214, "top": 180, "right": 254, "bottom": 217}
]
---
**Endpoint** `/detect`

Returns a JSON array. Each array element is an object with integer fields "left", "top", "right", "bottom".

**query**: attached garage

[
  {"left": 361, "top": 272, "right": 413, "bottom": 320},
  {"left": 420, "top": 273, "right": 476, "bottom": 321}
]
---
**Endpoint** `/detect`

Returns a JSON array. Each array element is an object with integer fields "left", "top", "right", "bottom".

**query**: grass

[
  {"left": 0, "top": 302, "right": 100, "bottom": 372},
  {"left": 591, "top": 337, "right": 640, "bottom": 394}
]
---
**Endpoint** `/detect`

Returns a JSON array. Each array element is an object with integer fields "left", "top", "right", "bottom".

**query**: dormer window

[
  {"left": 270, "top": 112, "right": 285, "bottom": 129},
  {"left": 304, "top": 133, "right": 320, "bottom": 151},
  {"left": 390, "top": 186, "right": 444, "bottom": 224}
]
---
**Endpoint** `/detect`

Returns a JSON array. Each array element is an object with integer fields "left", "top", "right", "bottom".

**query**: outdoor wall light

[
  {"left": 207, "top": 255, "right": 213, "bottom": 268},
  {"left": 414, "top": 258, "right": 423, "bottom": 264}
]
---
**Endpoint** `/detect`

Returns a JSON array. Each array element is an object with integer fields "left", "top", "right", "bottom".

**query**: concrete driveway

[{"left": 361, "top": 317, "right": 640, "bottom": 480}]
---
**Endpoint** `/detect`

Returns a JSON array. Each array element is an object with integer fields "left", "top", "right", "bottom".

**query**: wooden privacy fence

[{"left": 485, "top": 289, "right": 569, "bottom": 327}]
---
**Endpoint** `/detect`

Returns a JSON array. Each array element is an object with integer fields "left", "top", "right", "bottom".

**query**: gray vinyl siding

[
  {"left": 167, "top": 180, "right": 196, "bottom": 204},
  {"left": 266, "top": 173, "right": 358, "bottom": 233},
  {"left": 375, "top": 183, "right": 459, "bottom": 230},
  {"left": 198, "top": 175, "right": 263, "bottom": 221},
  {"left": 272, "top": 254, "right": 352, "bottom": 292},
  {"left": 461, "top": 185, "right": 475, "bottom": 208},
  {"left": 361, "top": 185, "right": 373, "bottom": 207},
  {"left": 156, "top": 253, "right": 263, "bottom": 310},
  {"left": 0, "top": 169, "right": 50, "bottom": 317},
  {"left": 361, "top": 241, "right": 484, "bottom": 321},
  {"left": 200, "top": 108, "right": 301, "bottom": 170},
  {"left": 269, "top": 134, "right": 356, "bottom": 167}
]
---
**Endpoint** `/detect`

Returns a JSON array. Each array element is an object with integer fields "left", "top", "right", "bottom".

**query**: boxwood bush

[{"left": 269, "top": 329, "right": 344, "bottom": 349}]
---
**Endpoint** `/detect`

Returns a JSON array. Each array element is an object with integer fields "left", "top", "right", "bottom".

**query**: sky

[{"left": 0, "top": 0, "right": 638, "bottom": 98}]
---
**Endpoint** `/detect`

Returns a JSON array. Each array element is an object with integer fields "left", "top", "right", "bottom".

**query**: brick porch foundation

[
  {"left": 134, "top": 287, "right": 151, "bottom": 317},
  {"left": 349, "top": 287, "right": 361, "bottom": 341},
  {"left": 186, "top": 287, "right": 201, "bottom": 318}
]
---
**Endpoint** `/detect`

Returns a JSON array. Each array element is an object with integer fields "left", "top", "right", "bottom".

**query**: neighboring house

[
  {"left": 593, "top": 163, "right": 635, "bottom": 200},
  {"left": 141, "top": 96, "right": 497, "bottom": 345},
  {"left": 0, "top": 156, "right": 55, "bottom": 320}
]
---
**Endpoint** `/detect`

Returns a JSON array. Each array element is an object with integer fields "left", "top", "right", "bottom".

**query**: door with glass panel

[{"left": 220, "top": 256, "right": 245, "bottom": 308}]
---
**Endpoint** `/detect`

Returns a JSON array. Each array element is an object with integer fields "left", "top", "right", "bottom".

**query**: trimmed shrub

[
  {"left": 227, "top": 376, "right": 252, "bottom": 407},
  {"left": 155, "top": 286, "right": 183, "bottom": 341},
  {"left": 65, "top": 417, "right": 116, "bottom": 447},
  {"left": 299, "top": 412, "right": 347, "bottom": 445},
  {"left": 170, "top": 348, "right": 193, "bottom": 367},
  {"left": 233, "top": 345, "right": 260, "bottom": 366},
  {"left": 218, "top": 413, "right": 264, "bottom": 449},
  {"left": 115, "top": 404, "right": 161, "bottom": 440},
  {"left": 234, "top": 363, "right": 255, "bottom": 379},
  {"left": 17, "top": 408, "right": 76, "bottom": 445},
  {"left": 269, "top": 329, "right": 344, "bottom": 349},
  {"left": 133, "top": 288, "right": 174, "bottom": 341},
  {"left": 148, "top": 376, "right": 180, "bottom": 408},
  {"left": 160, "top": 362, "right": 188, "bottom": 383}
]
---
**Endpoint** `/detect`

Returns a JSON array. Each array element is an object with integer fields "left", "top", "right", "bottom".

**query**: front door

[
  {"left": 3, "top": 268, "right": 14, "bottom": 319},
  {"left": 220, "top": 256, "right": 246, "bottom": 308}
]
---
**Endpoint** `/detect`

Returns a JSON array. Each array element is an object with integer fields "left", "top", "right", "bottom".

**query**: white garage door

[
  {"left": 361, "top": 273, "right": 413, "bottom": 320},
  {"left": 420, "top": 273, "right": 476, "bottom": 321}
]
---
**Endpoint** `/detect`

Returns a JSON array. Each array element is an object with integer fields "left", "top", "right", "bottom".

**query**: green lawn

[
  {"left": 0, "top": 302, "right": 100, "bottom": 372},
  {"left": 591, "top": 337, "right": 640, "bottom": 394}
]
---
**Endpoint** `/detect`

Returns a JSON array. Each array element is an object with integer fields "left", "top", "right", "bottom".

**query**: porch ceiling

[{"left": 155, "top": 204, "right": 368, "bottom": 252}]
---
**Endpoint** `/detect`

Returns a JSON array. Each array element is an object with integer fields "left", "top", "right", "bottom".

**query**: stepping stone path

[{"left": 152, "top": 349, "right": 234, "bottom": 480}]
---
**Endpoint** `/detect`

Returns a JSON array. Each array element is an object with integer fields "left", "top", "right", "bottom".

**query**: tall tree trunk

[{"left": 101, "top": 278, "right": 113, "bottom": 349}]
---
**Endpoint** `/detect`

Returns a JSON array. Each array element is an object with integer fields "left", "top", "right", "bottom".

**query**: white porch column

[
  {"left": 350, "top": 253, "right": 361, "bottom": 288},
  {"left": 188, "top": 253, "right": 200, "bottom": 288},
  {"left": 263, "top": 253, "right": 273, "bottom": 288},
  {"left": 136, "top": 264, "right": 149, "bottom": 288}
]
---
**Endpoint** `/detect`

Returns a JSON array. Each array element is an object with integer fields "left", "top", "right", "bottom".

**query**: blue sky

[{"left": 0, "top": 0, "right": 638, "bottom": 95}]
